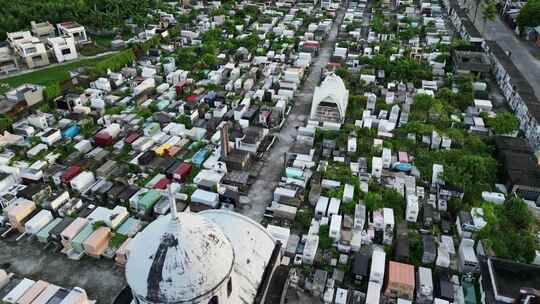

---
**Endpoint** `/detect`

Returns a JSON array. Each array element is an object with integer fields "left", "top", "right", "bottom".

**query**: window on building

[
  {"left": 61, "top": 49, "right": 71, "bottom": 55},
  {"left": 209, "top": 296, "right": 218, "bottom": 304},
  {"left": 227, "top": 278, "right": 232, "bottom": 297}
]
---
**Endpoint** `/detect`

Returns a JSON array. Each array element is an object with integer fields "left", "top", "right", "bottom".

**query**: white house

[
  {"left": 57, "top": 22, "right": 89, "bottom": 44},
  {"left": 0, "top": 46, "right": 19, "bottom": 74},
  {"left": 47, "top": 36, "right": 78, "bottom": 63},
  {"left": 7, "top": 31, "right": 49, "bottom": 69}
]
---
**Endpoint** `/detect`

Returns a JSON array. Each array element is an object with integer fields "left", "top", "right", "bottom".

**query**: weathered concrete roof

[
  {"left": 125, "top": 212, "right": 235, "bottom": 303},
  {"left": 199, "top": 209, "right": 277, "bottom": 304}
]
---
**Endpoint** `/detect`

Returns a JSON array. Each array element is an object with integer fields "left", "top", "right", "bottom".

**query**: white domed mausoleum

[
  {"left": 125, "top": 189, "right": 282, "bottom": 304},
  {"left": 310, "top": 73, "right": 349, "bottom": 124}
]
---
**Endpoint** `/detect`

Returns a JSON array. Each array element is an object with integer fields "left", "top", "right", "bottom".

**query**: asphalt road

[
  {"left": 241, "top": 9, "right": 346, "bottom": 222},
  {"left": 465, "top": 0, "right": 540, "bottom": 100}
]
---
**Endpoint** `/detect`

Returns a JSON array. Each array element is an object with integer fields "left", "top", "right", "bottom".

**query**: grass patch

[
  {"left": 318, "top": 225, "right": 333, "bottom": 250},
  {"left": 109, "top": 233, "right": 129, "bottom": 249},
  {"left": 0, "top": 54, "right": 114, "bottom": 89},
  {"left": 79, "top": 43, "right": 110, "bottom": 57},
  {"left": 92, "top": 35, "right": 115, "bottom": 48}
]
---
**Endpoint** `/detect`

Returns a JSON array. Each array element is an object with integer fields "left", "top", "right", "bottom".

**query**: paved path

[
  {"left": 0, "top": 237, "right": 126, "bottom": 304},
  {"left": 240, "top": 8, "right": 345, "bottom": 221},
  {"left": 361, "top": 0, "right": 373, "bottom": 41},
  {"left": 464, "top": 0, "right": 540, "bottom": 99}
]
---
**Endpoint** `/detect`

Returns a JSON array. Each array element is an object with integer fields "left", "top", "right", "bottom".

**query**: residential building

[
  {"left": 0, "top": 46, "right": 19, "bottom": 74},
  {"left": 47, "top": 36, "right": 78, "bottom": 63},
  {"left": 7, "top": 31, "right": 49, "bottom": 69},
  {"left": 57, "top": 22, "right": 89, "bottom": 44},
  {"left": 30, "top": 21, "right": 55, "bottom": 39}
]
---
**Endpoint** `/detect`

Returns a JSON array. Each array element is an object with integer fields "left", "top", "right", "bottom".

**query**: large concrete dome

[{"left": 125, "top": 212, "right": 235, "bottom": 303}]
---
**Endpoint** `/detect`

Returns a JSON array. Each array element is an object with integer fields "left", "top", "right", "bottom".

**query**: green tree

[
  {"left": 480, "top": 0, "right": 498, "bottom": 33},
  {"left": 334, "top": 67, "right": 350, "bottom": 80},
  {"left": 413, "top": 94, "right": 434, "bottom": 121},
  {"left": 294, "top": 208, "right": 313, "bottom": 230},
  {"left": 175, "top": 47, "right": 198, "bottom": 70},
  {"left": 486, "top": 112, "right": 519, "bottom": 135},
  {"left": 442, "top": 154, "right": 497, "bottom": 199},
  {"left": 364, "top": 192, "right": 383, "bottom": 211},
  {"left": 445, "top": 128, "right": 466, "bottom": 147},
  {"left": 400, "top": 121, "right": 434, "bottom": 135},
  {"left": 464, "top": 134, "right": 491, "bottom": 154},
  {"left": 346, "top": 95, "right": 367, "bottom": 121},
  {"left": 436, "top": 87, "right": 455, "bottom": 104},
  {"left": 0, "top": 115, "right": 13, "bottom": 132},
  {"left": 80, "top": 121, "right": 98, "bottom": 137},
  {"left": 318, "top": 226, "right": 333, "bottom": 249},
  {"left": 89, "top": 49, "right": 135, "bottom": 79},
  {"left": 478, "top": 197, "right": 537, "bottom": 263},
  {"left": 517, "top": 0, "right": 540, "bottom": 28},
  {"left": 44, "top": 82, "right": 61, "bottom": 101},
  {"left": 0, "top": 0, "right": 159, "bottom": 40},
  {"left": 137, "top": 108, "right": 152, "bottom": 119},
  {"left": 341, "top": 201, "right": 357, "bottom": 215},
  {"left": 200, "top": 53, "right": 218, "bottom": 69},
  {"left": 239, "top": 33, "right": 260, "bottom": 53},
  {"left": 455, "top": 76, "right": 475, "bottom": 110},
  {"left": 381, "top": 188, "right": 405, "bottom": 219},
  {"left": 175, "top": 114, "right": 192, "bottom": 129},
  {"left": 503, "top": 197, "right": 534, "bottom": 230}
]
